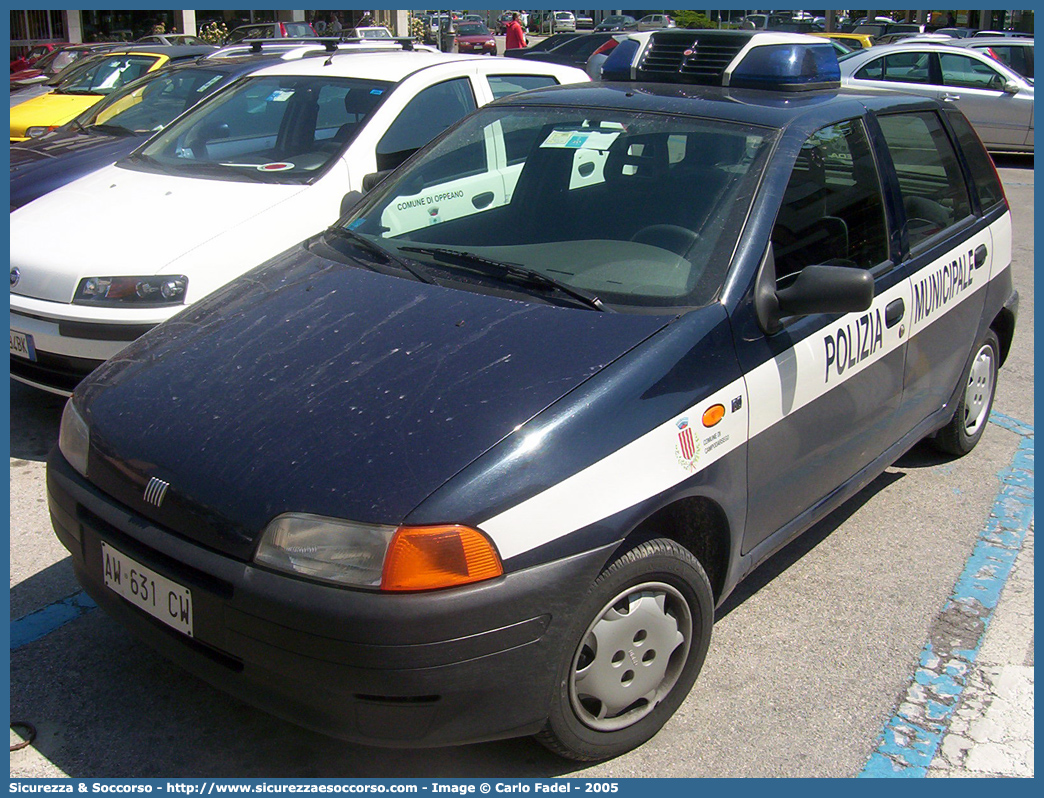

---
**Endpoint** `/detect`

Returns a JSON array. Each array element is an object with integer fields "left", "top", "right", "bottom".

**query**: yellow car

[
  {"left": 809, "top": 32, "right": 876, "bottom": 50},
  {"left": 10, "top": 51, "right": 171, "bottom": 141}
]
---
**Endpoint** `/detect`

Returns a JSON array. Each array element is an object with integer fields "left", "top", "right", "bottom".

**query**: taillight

[
  {"left": 279, "top": 21, "right": 287, "bottom": 37},
  {"left": 592, "top": 38, "right": 619, "bottom": 57}
]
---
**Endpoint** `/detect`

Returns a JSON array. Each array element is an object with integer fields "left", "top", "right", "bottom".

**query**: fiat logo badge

[{"left": 144, "top": 477, "right": 170, "bottom": 507}]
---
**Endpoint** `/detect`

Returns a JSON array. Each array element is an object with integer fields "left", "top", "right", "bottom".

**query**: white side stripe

[
  {"left": 480, "top": 214, "right": 1011, "bottom": 560},
  {"left": 482, "top": 377, "right": 749, "bottom": 560}
]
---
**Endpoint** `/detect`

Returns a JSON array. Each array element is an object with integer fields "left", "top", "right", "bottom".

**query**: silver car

[
  {"left": 954, "top": 37, "right": 1034, "bottom": 79},
  {"left": 839, "top": 43, "right": 1034, "bottom": 152}
]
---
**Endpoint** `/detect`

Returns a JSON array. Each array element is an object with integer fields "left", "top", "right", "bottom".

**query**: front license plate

[
  {"left": 102, "top": 542, "right": 193, "bottom": 637},
  {"left": 10, "top": 330, "right": 36, "bottom": 361}
]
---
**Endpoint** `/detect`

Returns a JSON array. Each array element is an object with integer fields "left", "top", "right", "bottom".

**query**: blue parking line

[
  {"left": 859, "top": 414, "right": 1034, "bottom": 777},
  {"left": 10, "top": 590, "right": 96, "bottom": 651}
]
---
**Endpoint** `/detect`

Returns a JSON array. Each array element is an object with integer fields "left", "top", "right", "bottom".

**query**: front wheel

[
  {"left": 536, "top": 538, "right": 713, "bottom": 760},
  {"left": 932, "top": 329, "right": 999, "bottom": 456}
]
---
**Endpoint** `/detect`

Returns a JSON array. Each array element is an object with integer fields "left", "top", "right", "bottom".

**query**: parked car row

[
  {"left": 10, "top": 44, "right": 590, "bottom": 395},
  {"left": 34, "top": 30, "right": 1016, "bottom": 765}
]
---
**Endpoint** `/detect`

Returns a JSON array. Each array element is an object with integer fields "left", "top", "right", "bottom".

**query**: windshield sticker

[
  {"left": 369, "top": 89, "right": 384, "bottom": 95},
  {"left": 266, "top": 89, "right": 294, "bottom": 103},
  {"left": 347, "top": 218, "right": 365, "bottom": 229},
  {"left": 196, "top": 76, "right": 222, "bottom": 93},
  {"left": 541, "top": 129, "right": 620, "bottom": 151}
]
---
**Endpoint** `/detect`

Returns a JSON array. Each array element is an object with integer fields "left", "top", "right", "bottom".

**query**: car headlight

[
  {"left": 254, "top": 514, "right": 503, "bottom": 591},
  {"left": 58, "top": 400, "right": 90, "bottom": 477},
  {"left": 25, "top": 125, "right": 55, "bottom": 138},
  {"left": 73, "top": 275, "right": 188, "bottom": 306}
]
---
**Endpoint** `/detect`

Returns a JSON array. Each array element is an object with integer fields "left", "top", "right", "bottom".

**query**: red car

[
  {"left": 455, "top": 22, "right": 497, "bottom": 55},
  {"left": 10, "top": 43, "right": 119, "bottom": 90},
  {"left": 10, "top": 43, "right": 62, "bottom": 73}
]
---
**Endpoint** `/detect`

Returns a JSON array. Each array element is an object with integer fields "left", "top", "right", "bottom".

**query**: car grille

[{"left": 638, "top": 32, "right": 746, "bottom": 84}]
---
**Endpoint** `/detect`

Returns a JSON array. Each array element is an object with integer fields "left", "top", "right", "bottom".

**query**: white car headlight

[
  {"left": 25, "top": 126, "right": 55, "bottom": 138},
  {"left": 255, "top": 514, "right": 398, "bottom": 588},
  {"left": 73, "top": 275, "right": 188, "bottom": 306},
  {"left": 58, "top": 400, "right": 90, "bottom": 477}
]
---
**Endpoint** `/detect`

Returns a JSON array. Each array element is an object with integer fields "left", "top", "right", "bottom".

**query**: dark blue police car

[{"left": 49, "top": 33, "right": 1018, "bottom": 760}]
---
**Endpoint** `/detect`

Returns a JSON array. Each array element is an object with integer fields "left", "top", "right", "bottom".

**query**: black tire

[
  {"left": 535, "top": 538, "right": 713, "bottom": 761},
  {"left": 932, "top": 329, "right": 999, "bottom": 457}
]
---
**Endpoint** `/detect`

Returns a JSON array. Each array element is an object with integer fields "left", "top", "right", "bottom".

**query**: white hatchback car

[{"left": 10, "top": 50, "right": 589, "bottom": 394}]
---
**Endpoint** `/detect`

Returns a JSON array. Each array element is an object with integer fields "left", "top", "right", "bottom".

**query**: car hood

[
  {"left": 9, "top": 130, "right": 143, "bottom": 209},
  {"left": 77, "top": 240, "right": 671, "bottom": 560},
  {"left": 10, "top": 92, "right": 100, "bottom": 138},
  {"left": 9, "top": 164, "right": 307, "bottom": 302}
]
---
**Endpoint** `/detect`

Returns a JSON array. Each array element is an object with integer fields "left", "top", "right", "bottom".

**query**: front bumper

[
  {"left": 47, "top": 449, "right": 612, "bottom": 747},
  {"left": 10, "top": 300, "right": 165, "bottom": 393}
]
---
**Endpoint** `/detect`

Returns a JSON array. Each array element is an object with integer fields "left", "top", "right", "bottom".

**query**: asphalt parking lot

[{"left": 9, "top": 156, "right": 1033, "bottom": 778}]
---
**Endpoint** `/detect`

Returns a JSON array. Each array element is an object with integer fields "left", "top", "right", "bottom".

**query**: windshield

[
  {"left": 75, "top": 67, "right": 227, "bottom": 135},
  {"left": 341, "top": 106, "right": 776, "bottom": 310},
  {"left": 130, "top": 74, "right": 391, "bottom": 183},
  {"left": 56, "top": 54, "right": 158, "bottom": 96}
]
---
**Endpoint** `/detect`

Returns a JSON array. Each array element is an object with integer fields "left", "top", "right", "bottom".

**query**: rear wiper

[
  {"left": 326, "top": 227, "right": 436, "bottom": 285},
  {"left": 398, "top": 246, "right": 609, "bottom": 312}
]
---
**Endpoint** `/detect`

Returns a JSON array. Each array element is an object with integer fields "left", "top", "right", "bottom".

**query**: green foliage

[
  {"left": 670, "top": 11, "right": 716, "bottom": 29},
  {"left": 198, "top": 20, "right": 228, "bottom": 45}
]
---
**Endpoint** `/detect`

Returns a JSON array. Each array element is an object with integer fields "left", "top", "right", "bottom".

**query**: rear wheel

[
  {"left": 932, "top": 329, "right": 999, "bottom": 456},
  {"left": 536, "top": 538, "right": 713, "bottom": 761}
]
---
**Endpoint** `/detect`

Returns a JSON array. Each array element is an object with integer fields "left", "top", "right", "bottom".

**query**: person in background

[{"left": 505, "top": 12, "right": 527, "bottom": 50}]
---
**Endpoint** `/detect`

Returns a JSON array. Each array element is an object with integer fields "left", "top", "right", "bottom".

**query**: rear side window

[
  {"left": 488, "top": 74, "right": 559, "bottom": 100},
  {"left": 855, "top": 51, "right": 931, "bottom": 84},
  {"left": 772, "top": 119, "right": 889, "bottom": 281},
  {"left": 876, "top": 111, "right": 973, "bottom": 250},
  {"left": 945, "top": 109, "right": 1006, "bottom": 211}
]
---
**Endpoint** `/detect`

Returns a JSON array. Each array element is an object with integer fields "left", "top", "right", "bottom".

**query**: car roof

[
  {"left": 957, "top": 37, "right": 1034, "bottom": 46},
  {"left": 252, "top": 50, "right": 518, "bottom": 81},
  {"left": 487, "top": 81, "right": 941, "bottom": 135},
  {"left": 839, "top": 41, "right": 1008, "bottom": 61}
]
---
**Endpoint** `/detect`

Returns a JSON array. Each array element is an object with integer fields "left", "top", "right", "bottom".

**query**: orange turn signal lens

[
  {"left": 381, "top": 525, "right": 503, "bottom": 592},
  {"left": 702, "top": 403, "right": 726, "bottom": 427}
]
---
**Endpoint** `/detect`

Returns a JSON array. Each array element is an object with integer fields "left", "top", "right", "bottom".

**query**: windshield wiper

[
  {"left": 86, "top": 122, "right": 138, "bottom": 137},
  {"left": 398, "top": 246, "right": 609, "bottom": 312},
  {"left": 326, "top": 227, "right": 436, "bottom": 285},
  {"left": 122, "top": 151, "right": 181, "bottom": 176}
]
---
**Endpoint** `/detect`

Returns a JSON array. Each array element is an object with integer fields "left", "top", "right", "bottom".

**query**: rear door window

[{"left": 875, "top": 111, "right": 973, "bottom": 250}]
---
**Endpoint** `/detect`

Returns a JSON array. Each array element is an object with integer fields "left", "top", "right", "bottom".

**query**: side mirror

[
  {"left": 1003, "top": 79, "right": 1021, "bottom": 94},
  {"left": 755, "top": 246, "right": 874, "bottom": 334},
  {"left": 339, "top": 190, "right": 363, "bottom": 217}
]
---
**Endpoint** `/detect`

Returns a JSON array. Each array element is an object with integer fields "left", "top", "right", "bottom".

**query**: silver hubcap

[
  {"left": 963, "top": 344, "right": 995, "bottom": 436},
  {"left": 569, "top": 582, "right": 692, "bottom": 732}
]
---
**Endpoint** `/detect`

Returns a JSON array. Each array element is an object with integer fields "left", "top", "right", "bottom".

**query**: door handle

[
  {"left": 885, "top": 298, "right": 905, "bottom": 328},
  {"left": 974, "top": 244, "right": 988, "bottom": 268},
  {"left": 471, "top": 191, "right": 494, "bottom": 209},
  {"left": 942, "top": 92, "right": 961, "bottom": 102}
]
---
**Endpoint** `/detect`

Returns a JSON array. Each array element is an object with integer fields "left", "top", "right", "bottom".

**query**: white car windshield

[
  {"left": 128, "top": 75, "right": 392, "bottom": 183},
  {"left": 342, "top": 106, "right": 776, "bottom": 310}
]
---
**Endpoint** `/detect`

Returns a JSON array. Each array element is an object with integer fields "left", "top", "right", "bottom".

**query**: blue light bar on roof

[
  {"left": 601, "top": 38, "right": 640, "bottom": 81},
  {"left": 728, "top": 43, "right": 841, "bottom": 91}
]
